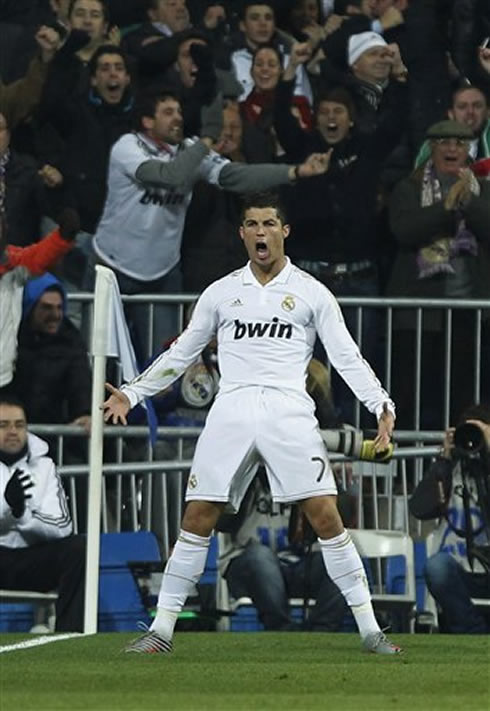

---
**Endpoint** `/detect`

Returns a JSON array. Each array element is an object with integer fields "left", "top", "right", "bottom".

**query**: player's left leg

[
  {"left": 259, "top": 391, "right": 401, "bottom": 654},
  {"left": 301, "top": 495, "right": 402, "bottom": 654}
]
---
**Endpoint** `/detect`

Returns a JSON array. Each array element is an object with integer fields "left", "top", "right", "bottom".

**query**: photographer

[{"left": 410, "top": 403, "right": 490, "bottom": 634}]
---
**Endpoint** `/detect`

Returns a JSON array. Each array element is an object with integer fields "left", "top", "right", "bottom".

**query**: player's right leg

[
  {"left": 125, "top": 500, "right": 224, "bottom": 654},
  {"left": 126, "top": 391, "right": 258, "bottom": 654}
]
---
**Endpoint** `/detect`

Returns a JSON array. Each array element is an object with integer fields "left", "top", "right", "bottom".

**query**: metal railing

[
  {"left": 32, "top": 423, "right": 443, "bottom": 560},
  {"left": 70, "top": 291, "right": 489, "bottom": 431},
  {"left": 27, "top": 292, "right": 488, "bottom": 557}
]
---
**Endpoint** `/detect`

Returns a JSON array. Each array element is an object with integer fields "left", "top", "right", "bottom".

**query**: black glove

[
  {"left": 57, "top": 207, "right": 81, "bottom": 241},
  {"left": 4, "top": 469, "right": 34, "bottom": 518},
  {"left": 200, "top": 92, "right": 223, "bottom": 142}
]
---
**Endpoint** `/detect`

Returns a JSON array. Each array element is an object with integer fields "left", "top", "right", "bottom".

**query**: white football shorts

[{"left": 185, "top": 385, "right": 337, "bottom": 511}]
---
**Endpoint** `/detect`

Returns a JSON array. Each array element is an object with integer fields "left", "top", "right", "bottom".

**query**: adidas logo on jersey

[
  {"left": 229, "top": 298, "right": 243, "bottom": 307},
  {"left": 233, "top": 318, "right": 292, "bottom": 340}
]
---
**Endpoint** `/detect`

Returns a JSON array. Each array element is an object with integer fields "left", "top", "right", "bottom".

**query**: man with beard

[{"left": 92, "top": 89, "right": 332, "bottom": 356}]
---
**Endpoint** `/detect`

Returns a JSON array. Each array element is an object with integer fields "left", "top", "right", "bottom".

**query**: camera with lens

[
  {"left": 453, "top": 422, "right": 488, "bottom": 458},
  {"left": 321, "top": 428, "right": 393, "bottom": 463}
]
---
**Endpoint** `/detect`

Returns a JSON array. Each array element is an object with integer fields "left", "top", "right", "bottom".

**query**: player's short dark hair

[
  {"left": 459, "top": 402, "right": 490, "bottom": 426},
  {"left": 240, "top": 191, "right": 288, "bottom": 225},
  {"left": 69, "top": 0, "right": 109, "bottom": 22},
  {"left": 89, "top": 45, "right": 129, "bottom": 76},
  {"left": 240, "top": 1, "right": 276, "bottom": 21},
  {"left": 0, "top": 393, "right": 27, "bottom": 417},
  {"left": 132, "top": 88, "right": 181, "bottom": 130}
]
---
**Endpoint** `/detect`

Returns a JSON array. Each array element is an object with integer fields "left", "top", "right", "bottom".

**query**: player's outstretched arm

[{"left": 102, "top": 383, "right": 131, "bottom": 425}]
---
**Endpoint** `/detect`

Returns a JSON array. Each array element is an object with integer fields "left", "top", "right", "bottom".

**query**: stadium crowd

[
  {"left": 1, "top": 0, "right": 489, "bottom": 422},
  {"left": 0, "top": 0, "right": 489, "bottom": 635}
]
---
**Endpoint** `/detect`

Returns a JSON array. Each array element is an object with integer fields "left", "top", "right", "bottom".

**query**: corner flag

[
  {"left": 92, "top": 264, "right": 158, "bottom": 444},
  {"left": 84, "top": 265, "right": 158, "bottom": 634}
]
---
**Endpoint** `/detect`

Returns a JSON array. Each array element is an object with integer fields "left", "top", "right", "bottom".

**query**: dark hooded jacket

[{"left": 11, "top": 273, "right": 92, "bottom": 424}]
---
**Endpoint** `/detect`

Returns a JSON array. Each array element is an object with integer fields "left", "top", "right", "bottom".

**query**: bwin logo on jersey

[
  {"left": 233, "top": 317, "right": 292, "bottom": 340},
  {"left": 140, "top": 190, "right": 185, "bottom": 207}
]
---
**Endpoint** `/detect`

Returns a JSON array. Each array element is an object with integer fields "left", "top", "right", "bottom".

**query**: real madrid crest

[{"left": 281, "top": 295, "right": 295, "bottom": 312}]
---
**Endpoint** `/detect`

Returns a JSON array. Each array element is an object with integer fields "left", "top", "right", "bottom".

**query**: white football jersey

[
  {"left": 122, "top": 259, "right": 394, "bottom": 420},
  {"left": 93, "top": 133, "right": 230, "bottom": 281}
]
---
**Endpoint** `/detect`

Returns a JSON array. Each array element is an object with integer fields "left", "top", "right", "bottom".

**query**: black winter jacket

[
  {"left": 4, "top": 150, "right": 50, "bottom": 246},
  {"left": 38, "top": 88, "right": 134, "bottom": 234},
  {"left": 12, "top": 318, "right": 92, "bottom": 424},
  {"left": 273, "top": 78, "right": 408, "bottom": 263}
]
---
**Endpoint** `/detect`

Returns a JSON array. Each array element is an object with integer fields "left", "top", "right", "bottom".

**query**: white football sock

[
  {"left": 318, "top": 529, "right": 380, "bottom": 638},
  {"left": 150, "top": 529, "right": 210, "bottom": 640}
]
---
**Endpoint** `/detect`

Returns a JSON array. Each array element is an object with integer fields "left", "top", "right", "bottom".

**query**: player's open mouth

[{"left": 255, "top": 240, "right": 269, "bottom": 259}]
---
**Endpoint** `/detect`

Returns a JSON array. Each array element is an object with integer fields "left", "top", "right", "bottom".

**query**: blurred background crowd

[{"left": 1, "top": 0, "right": 489, "bottom": 436}]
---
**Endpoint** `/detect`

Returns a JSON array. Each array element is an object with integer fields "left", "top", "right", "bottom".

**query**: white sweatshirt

[{"left": 0, "top": 433, "right": 73, "bottom": 549}]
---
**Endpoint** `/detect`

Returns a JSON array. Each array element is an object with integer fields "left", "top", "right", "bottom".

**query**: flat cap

[{"left": 426, "top": 119, "right": 473, "bottom": 140}]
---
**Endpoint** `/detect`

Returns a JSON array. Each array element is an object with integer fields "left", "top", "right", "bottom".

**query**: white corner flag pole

[
  {"left": 83, "top": 265, "right": 115, "bottom": 634},
  {"left": 84, "top": 265, "right": 144, "bottom": 634}
]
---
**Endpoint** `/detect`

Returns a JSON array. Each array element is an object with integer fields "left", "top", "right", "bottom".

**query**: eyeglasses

[{"left": 433, "top": 138, "right": 470, "bottom": 147}]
